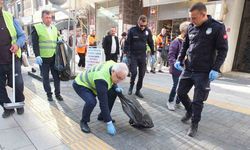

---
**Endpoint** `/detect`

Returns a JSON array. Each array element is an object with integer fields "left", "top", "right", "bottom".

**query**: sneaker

[
  {"left": 167, "top": 101, "right": 175, "bottom": 111},
  {"left": 158, "top": 70, "right": 164, "bottom": 73},
  {"left": 17, "top": 107, "right": 24, "bottom": 115},
  {"left": 135, "top": 91, "right": 144, "bottom": 98},
  {"left": 80, "top": 121, "right": 91, "bottom": 133},
  {"left": 2, "top": 109, "right": 15, "bottom": 118},
  {"left": 181, "top": 113, "right": 192, "bottom": 123},
  {"left": 56, "top": 95, "right": 64, "bottom": 101},
  {"left": 187, "top": 123, "right": 198, "bottom": 137}
]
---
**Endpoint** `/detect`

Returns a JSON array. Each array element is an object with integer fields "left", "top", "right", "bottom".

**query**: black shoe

[
  {"left": 56, "top": 95, "right": 64, "bottom": 101},
  {"left": 187, "top": 123, "right": 198, "bottom": 137},
  {"left": 135, "top": 91, "right": 144, "bottom": 98},
  {"left": 128, "top": 85, "right": 133, "bottom": 95},
  {"left": 181, "top": 113, "right": 192, "bottom": 123},
  {"left": 2, "top": 109, "right": 15, "bottom": 118},
  {"left": 97, "top": 116, "right": 116, "bottom": 123},
  {"left": 158, "top": 70, "right": 164, "bottom": 73},
  {"left": 150, "top": 70, "right": 156, "bottom": 73},
  {"left": 80, "top": 121, "right": 91, "bottom": 133},
  {"left": 47, "top": 96, "right": 53, "bottom": 101},
  {"left": 17, "top": 107, "right": 24, "bottom": 115}
]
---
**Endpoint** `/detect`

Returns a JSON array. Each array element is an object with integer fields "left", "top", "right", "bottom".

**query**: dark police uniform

[
  {"left": 124, "top": 25, "right": 154, "bottom": 93},
  {"left": 177, "top": 15, "right": 228, "bottom": 124}
]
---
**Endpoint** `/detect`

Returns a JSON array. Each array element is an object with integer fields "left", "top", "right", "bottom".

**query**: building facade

[{"left": 144, "top": 0, "right": 247, "bottom": 73}]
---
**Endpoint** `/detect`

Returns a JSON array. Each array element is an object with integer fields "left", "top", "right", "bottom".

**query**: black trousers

[
  {"left": 177, "top": 71, "right": 210, "bottom": 124},
  {"left": 78, "top": 53, "right": 85, "bottom": 67},
  {"left": 129, "top": 54, "right": 146, "bottom": 91},
  {"left": 41, "top": 59, "right": 60, "bottom": 97},
  {"left": 106, "top": 53, "right": 118, "bottom": 62},
  {"left": 0, "top": 60, "right": 25, "bottom": 109}
]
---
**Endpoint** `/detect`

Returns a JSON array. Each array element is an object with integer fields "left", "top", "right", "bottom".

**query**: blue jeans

[{"left": 168, "top": 75, "right": 180, "bottom": 103}]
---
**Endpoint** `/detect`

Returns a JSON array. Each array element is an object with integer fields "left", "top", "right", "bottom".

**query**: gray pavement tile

[
  {"left": 12, "top": 108, "right": 45, "bottom": 132},
  {"left": 0, "top": 116, "right": 19, "bottom": 130},
  {"left": 26, "top": 126, "right": 63, "bottom": 150},
  {"left": 47, "top": 144, "right": 70, "bottom": 150},
  {"left": 16, "top": 145, "right": 37, "bottom": 150},
  {"left": 0, "top": 127, "right": 32, "bottom": 150}
]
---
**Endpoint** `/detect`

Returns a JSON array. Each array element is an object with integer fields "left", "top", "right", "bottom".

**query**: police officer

[
  {"left": 174, "top": 2, "right": 228, "bottom": 137},
  {"left": 124, "top": 15, "right": 154, "bottom": 98},
  {"left": 0, "top": 0, "right": 26, "bottom": 118},
  {"left": 73, "top": 61, "right": 128, "bottom": 135},
  {"left": 32, "top": 10, "right": 63, "bottom": 101}
]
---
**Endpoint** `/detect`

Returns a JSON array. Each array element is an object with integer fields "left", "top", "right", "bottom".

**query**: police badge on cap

[{"left": 206, "top": 28, "right": 212, "bottom": 35}]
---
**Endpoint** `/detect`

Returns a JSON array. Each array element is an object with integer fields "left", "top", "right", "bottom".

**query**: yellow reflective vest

[
  {"left": 75, "top": 61, "right": 116, "bottom": 95},
  {"left": 34, "top": 23, "right": 58, "bottom": 58},
  {"left": 2, "top": 10, "right": 21, "bottom": 58}
]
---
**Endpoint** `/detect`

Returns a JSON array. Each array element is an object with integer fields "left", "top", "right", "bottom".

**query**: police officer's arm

[
  {"left": 213, "top": 25, "right": 228, "bottom": 71},
  {"left": 31, "top": 26, "right": 40, "bottom": 57},
  {"left": 177, "top": 32, "right": 190, "bottom": 64},
  {"left": 147, "top": 29, "right": 154, "bottom": 55},
  {"left": 95, "top": 79, "right": 112, "bottom": 122},
  {"left": 124, "top": 29, "right": 132, "bottom": 54},
  {"left": 13, "top": 18, "right": 26, "bottom": 48}
]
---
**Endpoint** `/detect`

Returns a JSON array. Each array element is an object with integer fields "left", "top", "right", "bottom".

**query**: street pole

[{"left": 71, "top": 0, "right": 77, "bottom": 77}]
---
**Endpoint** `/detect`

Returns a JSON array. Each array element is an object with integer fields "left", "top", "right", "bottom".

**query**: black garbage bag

[
  {"left": 117, "top": 93, "right": 154, "bottom": 128},
  {"left": 55, "top": 41, "right": 73, "bottom": 81}
]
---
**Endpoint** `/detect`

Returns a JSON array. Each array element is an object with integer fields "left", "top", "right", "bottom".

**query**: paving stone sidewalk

[{"left": 20, "top": 65, "right": 250, "bottom": 150}]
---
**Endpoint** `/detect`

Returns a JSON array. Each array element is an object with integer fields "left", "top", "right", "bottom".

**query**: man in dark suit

[{"left": 102, "top": 27, "right": 119, "bottom": 62}]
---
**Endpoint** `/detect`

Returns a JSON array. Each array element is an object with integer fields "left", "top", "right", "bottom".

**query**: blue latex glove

[
  {"left": 122, "top": 56, "right": 128, "bottom": 64},
  {"left": 115, "top": 87, "right": 123, "bottom": 93},
  {"left": 107, "top": 121, "right": 116, "bottom": 136},
  {"left": 174, "top": 61, "right": 183, "bottom": 71},
  {"left": 209, "top": 70, "right": 219, "bottom": 81},
  {"left": 35, "top": 56, "right": 43, "bottom": 66}
]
